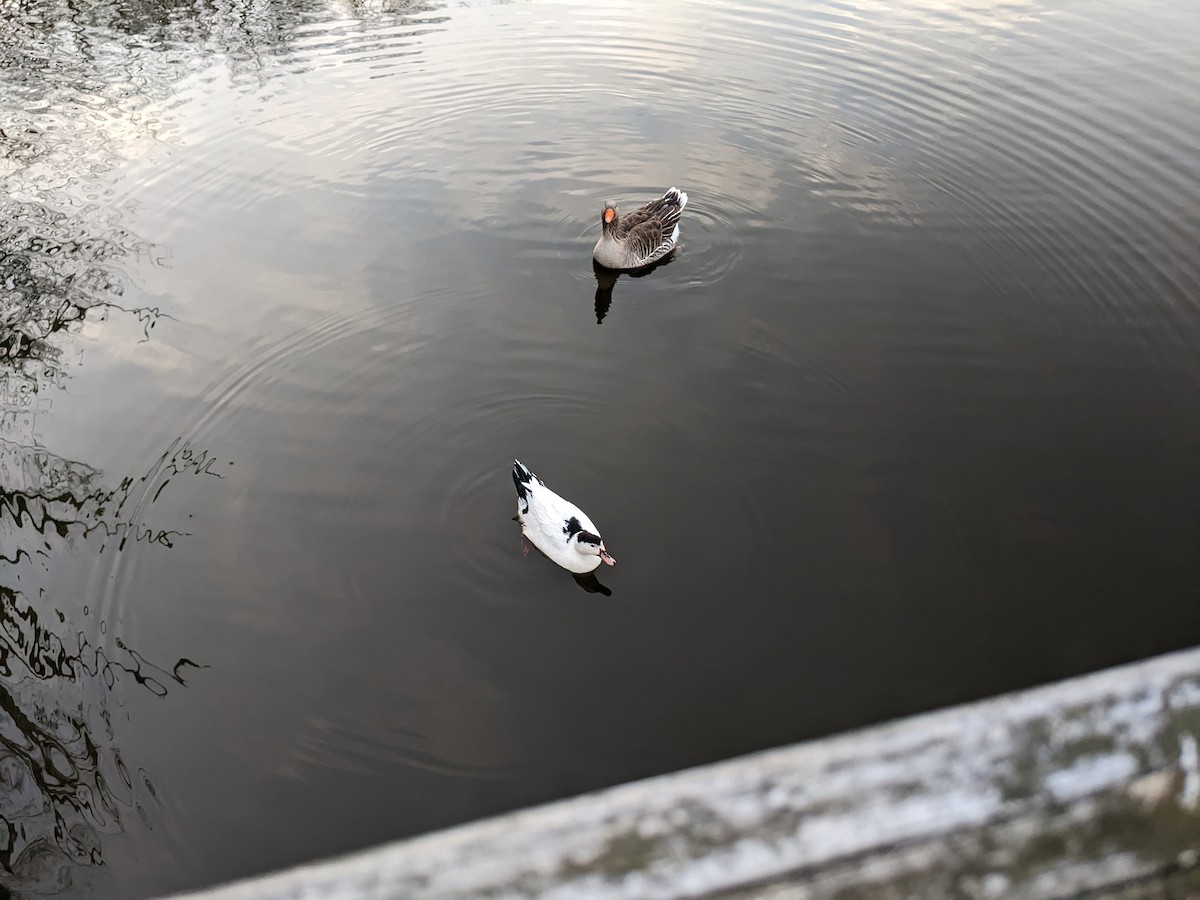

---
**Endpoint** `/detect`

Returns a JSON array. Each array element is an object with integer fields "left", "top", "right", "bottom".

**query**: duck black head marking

[
  {"left": 577, "top": 530, "right": 602, "bottom": 547},
  {"left": 563, "top": 516, "right": 582, "bottom": 541}
]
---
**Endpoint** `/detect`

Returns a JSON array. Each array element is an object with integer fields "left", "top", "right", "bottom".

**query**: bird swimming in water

[
  {"left": 512, "top": 459, "right": 615, "bottom": 574},
  {"left": 592, "top": 187, "right": 688, "bottom": 271}
]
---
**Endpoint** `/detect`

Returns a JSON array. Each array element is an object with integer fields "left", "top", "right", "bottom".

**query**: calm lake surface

[{"left": 2, "top": 0, "right": 1198, "bottom": 895}]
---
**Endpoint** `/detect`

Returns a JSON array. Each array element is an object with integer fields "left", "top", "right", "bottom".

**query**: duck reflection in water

[
  {"left": 572, "top": 571, "right": 613, "bottom": 596},
  {"left": 592, "top": 252, "right": 677, "bottom": 324}
]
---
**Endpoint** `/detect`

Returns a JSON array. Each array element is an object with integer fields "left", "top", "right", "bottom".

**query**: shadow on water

[{"left": 591, "top": 254, "right": 677, "bottom": 325}]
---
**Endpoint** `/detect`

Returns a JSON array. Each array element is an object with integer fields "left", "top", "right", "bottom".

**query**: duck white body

[{"left": 512, "top": 459, "right": 615, "bottom": 574}]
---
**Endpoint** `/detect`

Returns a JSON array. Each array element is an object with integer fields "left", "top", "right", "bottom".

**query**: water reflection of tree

[
  {"left": 2, "top": 67, "right": 199, "bottom": 900},
  {"left": 2, "top": 376, "right": 216, "bottom": 898},
  {"left": 0, "top": 586, "right": 198, "bottom": 899},
  {"left": 0, "top": 0, "right": 442, "bottom": 85},
  {"left": 1, "top": 232, "right": 219, "bottom": 895},
  {"left": 2, "top": 0, "right": 452, "bottom": 892}
]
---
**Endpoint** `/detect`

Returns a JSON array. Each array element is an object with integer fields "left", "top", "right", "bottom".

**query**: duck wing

[
  {"left": 527, "top": 486, "right": 597, "bottom": 539},
  {"left": 514, "top": 459, "right": 596, "bottom": 531}
]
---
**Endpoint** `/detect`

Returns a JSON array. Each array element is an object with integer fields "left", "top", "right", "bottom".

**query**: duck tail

[{"left": 512, "top": 459, "right": 536, "bottom": 500}]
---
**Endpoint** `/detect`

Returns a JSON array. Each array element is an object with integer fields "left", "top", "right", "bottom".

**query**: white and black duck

[
  {"left": 592, "top": 187, "right": 688, "bottom": 271},
  {"left": 512, "top": 459, "right": 615, "bottom": 574}
]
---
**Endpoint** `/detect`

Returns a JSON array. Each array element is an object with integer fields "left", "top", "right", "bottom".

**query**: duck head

[{"left": 576, "top": 530, "right": 616, "bottom": 566}]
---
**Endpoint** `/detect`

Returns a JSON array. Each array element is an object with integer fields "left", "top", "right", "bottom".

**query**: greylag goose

[{"left": 592, "top": 187, "right": 688, "bottom": 271}]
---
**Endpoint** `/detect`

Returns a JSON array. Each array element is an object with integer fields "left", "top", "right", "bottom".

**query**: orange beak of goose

[{"left": 603, "top": 208, "right": 615, "bottom": 224}]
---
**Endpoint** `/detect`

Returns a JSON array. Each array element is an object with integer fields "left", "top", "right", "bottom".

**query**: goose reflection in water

[{"left": 591, "top": 252, "right": 678, "bottom": 325}]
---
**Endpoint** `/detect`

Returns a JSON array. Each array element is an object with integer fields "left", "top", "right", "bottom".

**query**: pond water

[{"left": 1, "top": 0, "right": 1198, "bottom": 896}]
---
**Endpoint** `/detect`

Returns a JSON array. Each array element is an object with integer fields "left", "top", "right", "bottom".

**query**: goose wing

[
  {"left": 615, "top": 188, "right": 686, "bottom": 265},
  {"left": 619, "top": 188, "right": 685, "bottom": 234},
  {"left": 616, "top": 217, "right": 668, "bottom": 266}
]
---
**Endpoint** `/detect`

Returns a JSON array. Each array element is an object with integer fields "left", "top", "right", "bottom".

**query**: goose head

[
  {"left": 600, "top": 202, "right": 618, "bottom": 233},
  {"left": 576, "top": 530, "right": 616, "bottom": 566}
]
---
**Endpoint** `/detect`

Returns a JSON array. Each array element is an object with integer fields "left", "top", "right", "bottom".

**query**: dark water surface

[{"left": 2, "top": 0, "right": 1198, "bottom": 895}]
